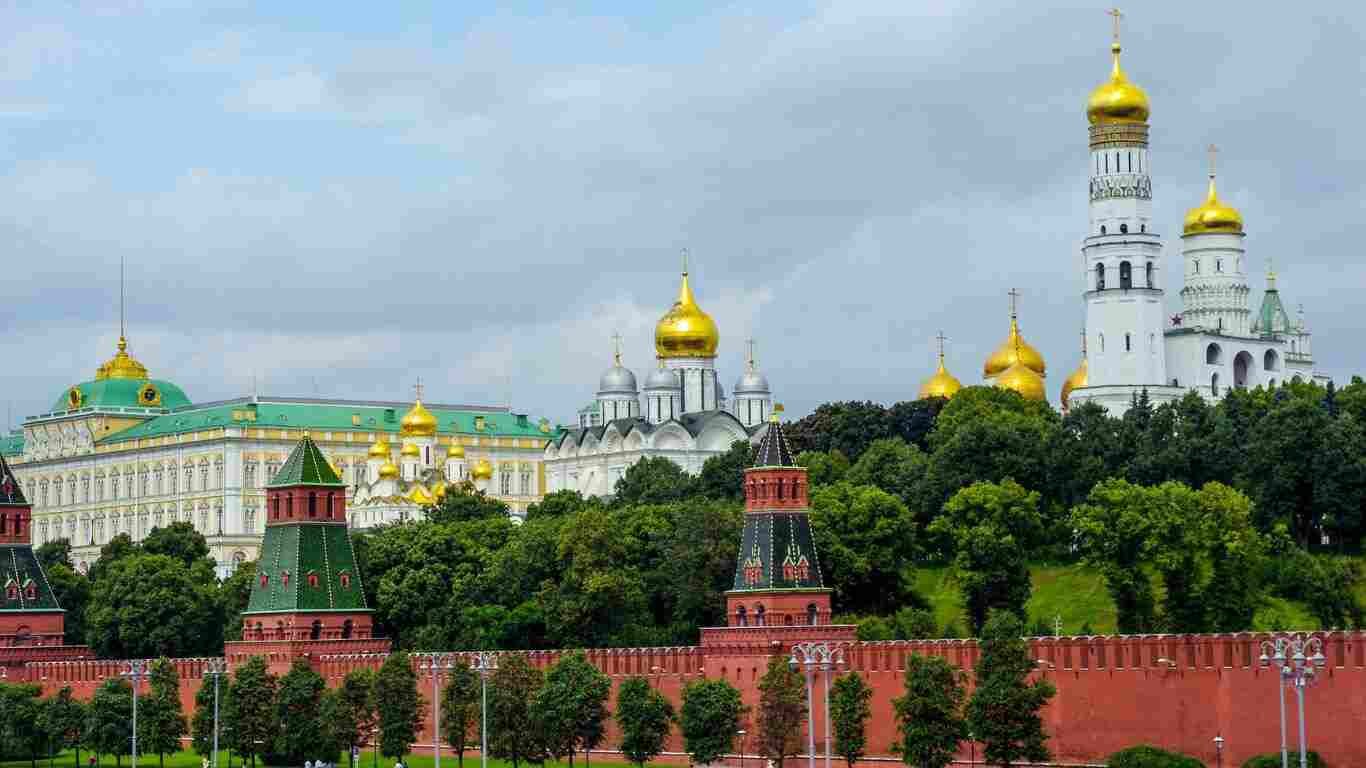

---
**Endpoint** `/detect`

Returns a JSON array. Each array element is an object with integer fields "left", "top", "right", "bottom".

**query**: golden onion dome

[
  {"left": 471, "top": 458, "right": 494, "bottom": 481},
  {"left": 995, "top": 361, "right": 1047, "bottom": 401},
  {"left": 918, "top": 354, "right": 962, "bottom": 400},
  {"left": 1183, "top": 174, "right": 1244, "bottom": 236},
  {"left": 406, "top": 484, "right": 434, "bottom": 506},
  {"left": 95, "top": 336, "right": 150, "bottom": 381},
  {"left": 984, "top": 317, "right": 1046, "bottom": 379},
  {"left": 400, "top": 442, "right": 420, "bottom": 458},
  {"left": 432, "top": 482, "right": 448, "bottom": 502},
  {"left": 1087, "top": 43, "right": 1150, "bottom": 125},
  {"left": 1061, "top": 358, "right": 1088, "bottom": 411},
  {"left": 400, "top": 399, "right": 438, "bottom": 437},
  {"left": 367, "top": 438, "right": 391, "bottom": 459},
  {"left": 654, "top": 270, "right": 720, "bottom": 358},
  {"left": 378, "top": 460, "right": 400, "bottom": 480},
  {"left": 447, "top": 440, "right": 465, "bottom": 459}
]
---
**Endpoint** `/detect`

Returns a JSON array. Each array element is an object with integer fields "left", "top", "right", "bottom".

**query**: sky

[{"left": 2, "top": 1, "right": 1363, "bottom": 427}]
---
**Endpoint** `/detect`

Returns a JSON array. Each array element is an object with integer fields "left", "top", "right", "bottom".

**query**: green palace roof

[
  {"left": 96, "top": 397, "right": 552, "bottom": 445},
  {"left": 0, "top": 434, "right": 21, "bottom": 459},
  {"left": 52, "top": 378, "right": 192, "bottom": 415},
  {"left": 269, "top": 436, "right": 344, "bottom": 487}
]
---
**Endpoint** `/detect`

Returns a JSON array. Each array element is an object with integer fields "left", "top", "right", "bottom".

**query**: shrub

[
  {"left": 1241, "top": 752, "right": 1326, "bottom": 768},
  {"left": 1108, "top": 745, "right": 1205, "bottom": 768}
]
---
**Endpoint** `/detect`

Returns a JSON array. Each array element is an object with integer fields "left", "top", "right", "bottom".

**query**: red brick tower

[{"left": 0, "top": 454, "right": 65, "bottom": 647}]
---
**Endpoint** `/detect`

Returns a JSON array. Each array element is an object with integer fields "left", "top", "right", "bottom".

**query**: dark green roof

[
  {"left": 0, "top": 455, "right": 26, "bottom": 507},
  {"left": 1256, "top": 287, "right": 1292, "bottom": 339},
  {"left": 731, "top": 512, "right": 826, "bottom": 593},
  {"left": 0, "top": 545, "right": 61, "bottom": 612},
  {"left": 245, "top": 522, "right": 368, "bottom": 613},
  {"left": 0, "top": 434, "right": 21, "bottom": 458},
  {"left": 269, "top": 436, "right": 344, "bottom": 487},
  {"left": 99, "top": 398, "right": 551, "bottom": 445},
  {"left": 52, "top": 378, "right": 192, "bottom": 414}
]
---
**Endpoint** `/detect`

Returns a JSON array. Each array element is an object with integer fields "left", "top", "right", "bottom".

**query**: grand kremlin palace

[{"left": 0, "top": 336, "right": 554, "bottom": 576}]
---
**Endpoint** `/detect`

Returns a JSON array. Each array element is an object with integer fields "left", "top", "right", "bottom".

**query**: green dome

[{"left": 55, "top": 378, "right": 192, "bottom": 413}]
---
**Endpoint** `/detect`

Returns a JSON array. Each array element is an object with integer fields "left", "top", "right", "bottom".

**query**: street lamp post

[
  {"left": 1260, "top": 633, "right": 1327, "bottom": 768},
  {"left": 122, "top": 660, "right": 149, "bottom": 768},
  {"left": 967, "top": 731, "right": 975, "bottom": 767},
  {"left": 736, "top": 729, "right": 746, "bottom": 768},
  {"left": 789, "top": 642, "right": 844, "bottom": 768},
  {"left": 1213, "top": 734, "right": 1224, "bottom": 768},
  {"left": 419, "top": 654, "right": 457, "bottom": 768},
  {"left": 472, "top": 653, "right": 498, "bottom": 768},
  {"left": 205, "top": 659, "right": 228, "bottom": 768}
]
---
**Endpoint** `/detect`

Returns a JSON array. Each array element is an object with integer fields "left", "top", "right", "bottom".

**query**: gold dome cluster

[
  {"left": 1061, "top": 357, "right": 1088, "bottom": 411},
  {"left": 1087, "top": 42, "right": 1150, "bottom": 126},
  {"left": 983, "top": 316, "right": 1046, "bottom": 379},
  {"left": 918, "top": 334, "right": 962, "bottom": 400},
  {"left": 655, "top": 269, "right": 720, "bottom": 359},
  {"left": 367, "top": 438, "right": 391, "bottom": 459},
  {"left": 1183, "top": 173, "right": 1244, "bottom": 236}
]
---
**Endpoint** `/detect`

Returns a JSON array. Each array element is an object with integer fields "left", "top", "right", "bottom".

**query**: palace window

[
  {"left": 500, "top": 470, "right": 512, "bottom": 496},
  {"left": 184, "top": 466, "right": 193, "bottom": 492},
  {"left": 244, "top": 462, "right": 256, "bottom": 488},
  {"left": 167, "top": 471, "right": 176, "bottom": 495},
  {"left": 68, "top": 477, "right": 77, "bottom": 503},
  {"left": 339, "top": 571, "right": 352, "bottom": 589},
  {"left": 1120, "top": 223, "right": 1128, "bottom": 234},
  {"left": 199, "top": 463, "right": 209, "bottom": 490},
  {"left": 259, "top": 573, "right": 269, "bottom": 588},
  {"left": 214, "top": 460, "right": 223, "bottom": 489},
  {"left": 307, "top": 572, "right": 320, "bottom": 589}
]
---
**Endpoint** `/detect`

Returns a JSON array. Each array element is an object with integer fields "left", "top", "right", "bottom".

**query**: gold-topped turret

[
  {"left": 919, "top": 332, "right": 963, "bottom": 400},
  {"left": 95, "top": 336, "right": 151, "bottom": 381},
  {"left": 1183, "top": 144, "right": 1244, "bottom": 235},
  {"left": 984, "top": 290, "right": 1046, "bottom": 379},
  {"left": 367, "top": 437, "right": 391, "bottom": 459},
  {"left": 471, "top": 458, "right": 495, "bottom": 481},
  {"left": 654, "top": 249, "right": 720, "bottom": 359},
  {"left": 1061, "top": 330, "right": 1089, "bottom": 411},
  {"left": 1087, "top": 9, "right": 1150, "bottom": 126}
]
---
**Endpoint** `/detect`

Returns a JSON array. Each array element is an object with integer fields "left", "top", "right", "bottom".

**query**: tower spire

[
  {"left": 746, "top": 338, "right": 756, "bottom": 371},
  {"left": 119, "top": 253, "right": 126, "bottom": 341},
  {"left": 612, "top": 332, "right": 624, "bottom": 365}
]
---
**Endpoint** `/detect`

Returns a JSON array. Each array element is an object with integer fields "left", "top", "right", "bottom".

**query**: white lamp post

[
  {"left": 122, "top": 660, "right": 149, "bottom": 768},
  {"left": 789, "top": 642, "right": 844, "bottom": 768},
  {"left": 1260, "top": 633, "right": 1327, "bottom": 768},
  {"left": 205, "top": 659, "right": 228, "bottom": 768},
  {"left": 472, "top": 653, "right": 498, "bottom": 768},
  {"left": 419, "top": 654, "right": 457, "bottom": 768}
]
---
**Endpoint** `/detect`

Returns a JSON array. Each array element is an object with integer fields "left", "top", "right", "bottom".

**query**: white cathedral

[
  {"left": 543, "top": 265, "right": 773, "bottom": 497},
  {"left": 1060, "top": 22, "right": 1329, "bottom": 415}
]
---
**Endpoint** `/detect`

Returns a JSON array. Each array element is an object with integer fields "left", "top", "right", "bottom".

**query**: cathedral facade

[
  {"left": 544, "top": 265, "right": 772, "bottom": 497},
  {"left": 2, "top": 336, "right": 552, "bottom": 576}
]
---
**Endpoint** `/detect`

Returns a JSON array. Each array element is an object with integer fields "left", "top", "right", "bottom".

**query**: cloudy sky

[{"left": 2, "top": 1, "right": 1362, "bottom": 426}]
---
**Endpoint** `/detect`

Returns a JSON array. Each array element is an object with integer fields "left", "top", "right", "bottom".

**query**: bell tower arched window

[
  {"left": 1095, "top": 263, "right": 1106, "bottom": 291},
  {"left": 1119, "top": 261, "right": 1132, "bottom": 290}
]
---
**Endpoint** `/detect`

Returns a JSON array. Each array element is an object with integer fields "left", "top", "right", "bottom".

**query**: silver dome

[
  {"left": 644, "top": 366, "right": 680, "bottom": 391},
  {"left": 734, "top": 369, "right": 771, "bottom": 395},
  {"left": 598, "top": 364, "right": 638, "bottom": 395}
]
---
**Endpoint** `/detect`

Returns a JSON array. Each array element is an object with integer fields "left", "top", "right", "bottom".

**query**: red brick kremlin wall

[{"left": 7, "top": 632, "right": 1366, "bottom": 768}]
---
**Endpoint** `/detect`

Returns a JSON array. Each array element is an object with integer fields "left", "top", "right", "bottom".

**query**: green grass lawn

[
  {"left": 912, "top": 562, "right": 1328, "bottom": 636},
  {"left": 1, "top": 751, "right": 632, "bottom": 768}
]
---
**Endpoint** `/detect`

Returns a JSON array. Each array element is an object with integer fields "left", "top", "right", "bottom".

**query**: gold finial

[
  {"left": 612, "top": 332, "right": 624, "bottom": 365},
  {"left": 1267, "top": 255, "right": 1277, "bottom": 287}
]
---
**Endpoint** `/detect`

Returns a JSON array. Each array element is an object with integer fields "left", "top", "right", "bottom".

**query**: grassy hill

[{"left": 906, "top": 562, "right": 1327, "bottom": 636}]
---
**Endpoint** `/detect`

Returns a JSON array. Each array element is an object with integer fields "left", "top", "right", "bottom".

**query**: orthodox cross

[
  {"left": 681, "top": 247, "right": 689, "bottom": 275},
  {"left": 746, "top": 338, "right": 757, "bottom": 370},
  {"left": 1007, "top": 287, "right": 1021, "bottom": 318},
  {"left": 413, "top": 378, "right": 424, "bottom": 402},
  {"left": 1208, "top": 143, "right": 1218, "bottom": 179},
  {"left": 612, "top": 332, "right": 624, "bottom": 365},
  {"left": 935, "top": 330, "right": 948, "bottom": 360},
  {"left": 1108, "top": 7, "right": 1123, "bottom": 44}
]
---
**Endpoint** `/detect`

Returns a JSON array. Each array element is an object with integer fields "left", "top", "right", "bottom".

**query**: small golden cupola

[
  {"left": 447, "top": 440, "right": 465, "bottom": 459},
  {"left": 984, "top": 290, "right": 1046, "bottom": 379},
  {"left": 367, "top": 437, "right": 391, "bottom": 459},
  {"left": 1061, "top": 331, "right": 1089, "bottom": 412},
  {"left": 654, "top": 252, "right": 720, "bottom": 359},
  {"left": 400, "top": 387, "right": 438, "bottom": 438},
  {"left": 471, "top": 458, "right": 495, "bottom": 481},
  {"left": 1087, "top": 11, "right": 1150, "bottom": 126},
  {"left": 378, "top": 458, "right": 400, "bottom": 480},
  {"left": 996, "top": 355, "right": 1047, "bottom": 402},
  {"left": 918, "top": 332, "right": 963, "bottom": 400},
  {"left": 1183, "top": 145, "right": 1244, "bottom": 236},
  {"left": 95, "top": 336, "right": 150, "bottom": 380}
]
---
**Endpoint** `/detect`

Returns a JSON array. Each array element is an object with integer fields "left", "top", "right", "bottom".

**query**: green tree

[
  {"left": 40, "top": 687, "right": 87, "bottom": 768},
  {"left": 1106, "top": 745, "right": 1205, "bottom": 767},
  {"left": 376, "top": 651, "right": 423, "bottom": 761},
  {"left": 930, "top": 480, "right": 1042, "bottom": 633},
  {"left": 225, "top": 656, "right": 277, "bottom": 768},
  {"left": 887, "top": 398, "right": 947, "bottom": 452},
  {"left": 1071, "top": 479, "right": 1158, "bottom": 633},
  {"left": 86, "top": 678, "right": 133, "bottom": 767},
  {"left": 440, "top": 661, "right": 480, "bottom": 768},
  {"left": 809, "top": 483, "right": 921, "bottom": 615},
  {"left": 966, "top": 611, "right": 1054, "bottom": 768},
  {"left": 86, "top": 553, "right": 220, "bottom": 658},
  {"left": 138, "top": 657, "right": 187, "bottom": 768},
  {"left": 679, "top": 678, "right": 744, "bottom": 766},
  {"left": 317, "top": 690, "right": 349, "bottom": 764},
  {"left": 526, "top": 490, "right": 595, "bottom": 520},
  {"left": 1, "top": 682, "right": 46, "bottom": 768},
  {"left": 44, "top": 563, "right": 90, "bottom": 646},
  {"left": 893, "top": 655, "right": 966, "bottom": 768},
  {"left": 190, "top": 668, "right": 229, "bottom": 759},
  {"left": 275, "top": 658, "right": 328, "bottom": 765},
  {"left": 338, "top": 669, "right": 379, "bottom": 767},
  {"left": 797, "top": 450, "right": 850, "bottom": 487},
  {"left": 142, "top": 521, "right": 211, "bottom": 568},
  {"left": 536, "top": 651, "right": 611, "bottom": 767},
  {"left": 756, "top": 656, "right": 806, "bottom": 768},
  {"left": 86, "top": 533, "right": 137, "bottom": 583},
  {"left": 845, "top": 437, "right": 928, "bottom": 507},
  {"left": 218, "top": 560, "right": 257, "bottom": 642},
  {"left": 488, "top": 655, "right": 545, "bottom": 768},
  {"left": 35, "top": 537, "right": 73, "bottom": 570},
  {"left": 696, "top": 441, "right": 752, "bottom": 501},
  {"left": 829, "top": 673, "right": 872, "bottom": 768},
  {"left": 615, "top": 678, "right": 673, "bottom": 768},
  {"left": 542, "top": 506, "right": 649, "bottom": 647},
  {"left": 430, "top": 486, "right": 512, "bottom": 524},
  {"left": 613, "top": 456, "right": 695, "bottom": 504},
  {"left": 787, "top": 401, "right": 894, "bottom": 460}
]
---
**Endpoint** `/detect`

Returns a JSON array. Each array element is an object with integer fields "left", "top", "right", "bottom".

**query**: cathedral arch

[
  {"left": 623, "top": 431, "right": 645, "bottom": 451},
  {"left": 1264, "top": 349, "right": 1280, "bottom": 372},
  {"left": 1119, "top": 261, "right": 1132, "bottom": 290},
  {"left": 1206, "top": 344, "right": 1223, "bottom": 365},
  {"left": 1233, "top": 351, "right": 1254, "bottom": 389}
]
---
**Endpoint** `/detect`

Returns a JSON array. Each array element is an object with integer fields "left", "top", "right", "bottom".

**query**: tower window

[
  {"left": 1217, "top": 259, "right": 1223, "bottom": 273},
  {"left": 1105, "top": 154, "right": 1109, "bottom": 173},
  {"left": 1127, "top": 151, "right": 1132, "bottom": 172},
  {"left": 1193, "top": 259, "right": 1200, "bottom": 274},
  {"left": 1100, "top": 225, "right": 1107, "bottom": 236},
  {"left": 1120, "top": 223, "right": 1128, "bottom": 234},
  {"left": 1096, "top": 263, "right": 1106, "bottom": 291},
  {"left": 1140, "top": 224, "right": 1146, "bottom": 233},
  {"left": 1125, "top": 333, "right": 1132, "bottom": 352},
  {"left": 1119, "top": 261, "right": 1132, "bottom": 290},
  {"left": 1146, "top": 262, "right": 1154, "bottom": 287}
]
